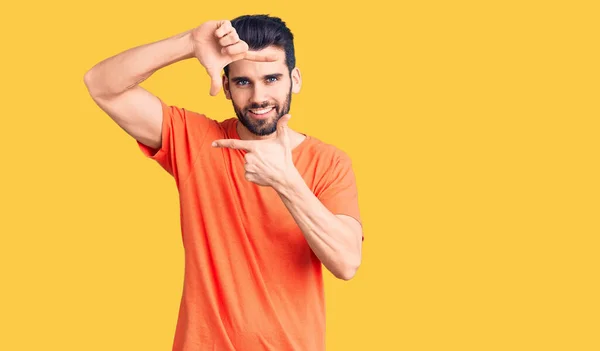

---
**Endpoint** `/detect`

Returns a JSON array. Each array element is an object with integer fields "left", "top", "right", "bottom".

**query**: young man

[{"left": 84, "top": 14, "right": 363, "bottom": 351}]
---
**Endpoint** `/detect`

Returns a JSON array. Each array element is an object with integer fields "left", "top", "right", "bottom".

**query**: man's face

[{"left": 224, "top": 46, "right": 300, "bottom": 136}]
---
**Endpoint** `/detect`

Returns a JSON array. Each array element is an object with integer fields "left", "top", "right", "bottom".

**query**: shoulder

[
  {"left": 297, "top": 134, "right": 356, "bottom": 183},
  {"left": 302, "top": 134, "right": 353, "bottom": 165}
]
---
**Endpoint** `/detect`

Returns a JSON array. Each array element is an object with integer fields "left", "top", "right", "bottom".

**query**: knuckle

[{"left": 221, "top": 32, "right": 238, "bottom": 46}]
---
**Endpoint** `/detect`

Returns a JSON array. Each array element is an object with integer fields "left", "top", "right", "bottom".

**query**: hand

[
  {"left": 212, "top": 114, "right": 297, "bottom": 188},
  {"left": 191, "top": 20, "right": 279, "bottom": 96}
]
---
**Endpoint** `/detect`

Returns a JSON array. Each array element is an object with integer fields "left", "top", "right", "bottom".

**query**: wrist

[
  {"left": 177, "top": 30, "right": 196, "bottom": 60},
  {"left": 274, "top": 168, "right": 305, "bottom": 200}
]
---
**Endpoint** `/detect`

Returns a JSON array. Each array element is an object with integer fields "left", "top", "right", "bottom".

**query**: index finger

[
  {"left": 243, "top": 50, "right": 279, "bottom": 62},
  {"left": 212, "top": 139, "right": 255, "bottom": 151}
]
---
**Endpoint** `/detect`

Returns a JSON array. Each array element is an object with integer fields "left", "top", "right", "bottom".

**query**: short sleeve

[
  {"left": 137, "top": 98, "right": 211, "bottom": 183},
  {"left": 317, "top": 152, "right": 363, "bottom": 238}
]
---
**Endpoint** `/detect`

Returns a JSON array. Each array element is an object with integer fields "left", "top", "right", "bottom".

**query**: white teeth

[{"left": 250, "top": 107, "right": 274, "bottom": 115}]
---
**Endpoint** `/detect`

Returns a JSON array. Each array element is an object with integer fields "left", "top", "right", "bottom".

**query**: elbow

[
  {"left": 83, "top": 69, "right": 94, "bottom": 88},
  {"left": 336, "top": 270, "right": 357, "bottom": 281},
  {"left": 83, "top": 69, "right": 97, "bottom": 96},
  {"left": 83, "top": 68, "right": 104, "bottom": 98},
  {"left": 333, "top": 257, "right": 361, "bottom": 281}
]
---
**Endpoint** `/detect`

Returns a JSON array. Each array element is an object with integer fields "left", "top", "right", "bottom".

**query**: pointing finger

[
  {"left": 243, "top": 50, "right": 280, "bottom": 62},
  {"left": 221, "top": 41, "right": 249, "bottom": 57},
  {"left": 212, "top": 139, "right": 255, "bottom": 151}
]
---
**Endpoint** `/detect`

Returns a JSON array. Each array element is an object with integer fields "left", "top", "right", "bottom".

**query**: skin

[
  {"left": 84, "top": 18, "right": 363, "bottom": 281},
  {"left": 223, "top": 45, "right": 306, "bottom": 144},
  {"left": 212, "top": 24, "right": 363, "bottom": 280}
]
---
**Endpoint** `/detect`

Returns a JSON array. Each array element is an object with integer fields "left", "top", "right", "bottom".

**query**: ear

[
  {"left": 222, "top": 75, "right": 232, "bottom": 100},
  {"left": 291, "top": 67, "right": 302, "bottom": 94}
]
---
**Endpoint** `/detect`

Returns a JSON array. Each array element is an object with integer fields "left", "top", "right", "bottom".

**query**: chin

[{"left": 253, "top": 123, "right": 278, "bottom": 136}]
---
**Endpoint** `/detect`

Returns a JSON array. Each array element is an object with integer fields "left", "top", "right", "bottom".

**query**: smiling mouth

[
  {"left": 247, "top": 106, "right": 276, "bottom": 119},
  {"left": 249, "top": 107, "right": 275, "bottom": 115}
]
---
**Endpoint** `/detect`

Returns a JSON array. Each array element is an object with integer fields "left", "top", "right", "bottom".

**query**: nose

[{"left": 250, "top": 84, "right": 269, "bottom": 106}]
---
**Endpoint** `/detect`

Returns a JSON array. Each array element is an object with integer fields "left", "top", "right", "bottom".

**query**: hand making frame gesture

[{"left": 212, "top": 114, "right": 296, "bottom": 188}]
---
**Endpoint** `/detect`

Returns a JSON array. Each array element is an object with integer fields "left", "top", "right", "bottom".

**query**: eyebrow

[{"left": 230, "top": 73, "right": 284, "bottom": 83}]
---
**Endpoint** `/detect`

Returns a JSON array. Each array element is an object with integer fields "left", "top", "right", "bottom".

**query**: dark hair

[{"left": 223, "top": 14, "right": 296, "bottom": 76}]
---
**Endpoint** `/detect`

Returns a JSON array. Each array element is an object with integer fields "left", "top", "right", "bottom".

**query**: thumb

[
  {"left": 207, "top": 69, "right": 223, "bottom": 96},
  {"left": 277, "top": 114, "right": 292, "bottom": 144}
]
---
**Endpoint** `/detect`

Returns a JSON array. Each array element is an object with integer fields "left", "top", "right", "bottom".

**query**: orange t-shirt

[{"left": 137, "top": 99, "right": 362, "bottom": 351}]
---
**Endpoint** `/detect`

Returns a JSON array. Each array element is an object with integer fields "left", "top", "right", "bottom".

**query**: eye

[
  {"left": 236, "top": 79, "right": 249, "bottom": 86},
  {"left": 266, "top": 76, "right": 278, "bottom": 83}
]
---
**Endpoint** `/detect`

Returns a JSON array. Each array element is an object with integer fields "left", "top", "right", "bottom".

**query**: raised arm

[
  {"left": 83, "top": 20, "right": 279, "bottom": 150},
  {"left": 83, "top": 29, "right": 194, "bottom": 150}
]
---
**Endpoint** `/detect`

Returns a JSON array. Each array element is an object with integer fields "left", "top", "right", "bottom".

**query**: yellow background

[{"left": 1, "top": 0, "right": 598, "bottom": 350}]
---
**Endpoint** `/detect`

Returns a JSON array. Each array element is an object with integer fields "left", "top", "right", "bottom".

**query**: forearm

[
  {"left": 274, "top": 172, "right": 362, "bottom": 280},
  {"left": 84, "top": 30, "right": 194, "bottom": 98}
]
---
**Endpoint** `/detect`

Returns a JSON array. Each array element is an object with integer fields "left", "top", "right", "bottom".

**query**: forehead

[{"left": 227, "top": 46, "right": 288, "bottom": 77}]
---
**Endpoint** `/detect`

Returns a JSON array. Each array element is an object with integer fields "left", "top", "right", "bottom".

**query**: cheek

[
  {"left": 230, "top": 90, "right": 249, "bottom": 105},
  {"left": 274, "top": 88, "right": 290, "bottom": 103}
]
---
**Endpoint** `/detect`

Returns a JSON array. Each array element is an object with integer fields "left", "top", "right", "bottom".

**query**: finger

[
  {"left": 243, "top": 163, "right": 257, "bottom": 173},
  {"left": 206, "top": 69, "right": 222, "bottom": 96},
  {"left": 221, "top": 41, "right": 249, "bottom": 57},
  {"left": 243, "top": 50, "right": 280, "bottom": 62},
  {"left": 244, "top": 153, "right": 255, "bottom": 164},
  {"left": 219, "top": 31, "right": 239, "bottom": 47},
  {"left": 277, "top": 114, "right": 291, "bottom": 138},
  {"left": 212, "top": 139, "right": 255, "bottom": 151},
  {"left": 214, "top": 20, "right": 233, "bottom": 39}
]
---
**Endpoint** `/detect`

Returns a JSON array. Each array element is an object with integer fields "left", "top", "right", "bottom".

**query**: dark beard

[{"left": 233, "top": 88, "right": 292, "bottom": 136}]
